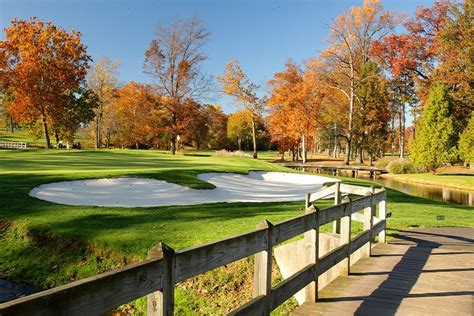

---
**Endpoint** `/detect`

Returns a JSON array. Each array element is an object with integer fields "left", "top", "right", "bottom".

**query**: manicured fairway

[{"left": 0, "top": 149, "right": 473, "bottom": 312}]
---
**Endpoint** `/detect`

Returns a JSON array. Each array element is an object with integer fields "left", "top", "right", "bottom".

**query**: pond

[{"left": 292, "top": 167, "right": 474, "bottom": 207}]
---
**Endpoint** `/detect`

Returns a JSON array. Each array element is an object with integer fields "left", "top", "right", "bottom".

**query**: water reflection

[{"left": 294, "top": 167, "right": 474, "bottom": 207}]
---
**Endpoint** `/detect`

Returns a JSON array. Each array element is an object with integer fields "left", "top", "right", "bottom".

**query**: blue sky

[{"left": 1, "top": 0, "right": 435, "bottom": 114}]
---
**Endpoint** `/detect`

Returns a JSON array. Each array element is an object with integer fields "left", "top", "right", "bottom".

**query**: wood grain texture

[
  {"left": 0, "top": 258, "right": 164, "bottom": 316},
  {"left": 293, "top": 227, "right": 474, "bottom": 316},
  {"left": 175, "top": 228, "right": 267, "bottom": 282}
]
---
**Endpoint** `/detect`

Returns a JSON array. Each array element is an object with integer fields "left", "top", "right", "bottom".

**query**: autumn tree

[
  {"left": 218, "top": 60, "right": 263, "bottom": 158},
  {"left": 87, "top": 56, "right": 120, "bottom": 148},
  {"left": 459, "top": 113, "right": 474, "bottom": 167},
  {"left": 268, "top": 60, "right": 322, "bottom": 163},
  {"left": 227, "top": 109, "right": 253, "bottom": 151},
  {"left": 143, "top": 17, "right": 211, "bottom": 155},
  {"left": 322, "top": 0, "right": 399, "bottom": 164},
  {"left": 55, "top": 88, "right": 98, "bottom": 147},
  {"left": 411, "top": 84, "right": 458, "bottom": 172},
  {"left": 354, "top": 61, "right": 390, "bottom": 165},
  {"left": 0, "top": 18, "right": 91, "bottom": 148},
  {"left": 114, "top": 82, "right": 161, "bottom": 149}
]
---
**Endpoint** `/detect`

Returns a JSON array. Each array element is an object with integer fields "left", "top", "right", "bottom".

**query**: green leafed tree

[
  {"left": 459, "top": 112, "right": 474, "bottom": 167},
  {"left": 411, "top": 83, "right": 459, "bottom": 172}
]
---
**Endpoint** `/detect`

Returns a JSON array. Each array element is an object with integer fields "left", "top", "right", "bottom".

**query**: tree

[
  {"left": 459, "top": 113, "right": 474, "bottom": 167},
  {"left": 268, "top": 60, "right": 321, "bottom": 163},
  {"left": 113, "top": 82, "right": 161, "bottom": 149},
  {"left": 87, "top": 56, "right": 120, "bottom": 148},
  {"left": 227, "top": 109, "right": 253, "bottom": 151},
  {"left": 55, "top": 88, "right": 98, "bottom": 147},
  {"left": 218, "top": 60, "right": 263, "bottom": 158},
  {"left": 0, "top": 18, "right": 91, "bottom": 148},
  {"left": 143, "top": 17, "right": 210, "bottom": 155},
  {"left": 411, "top": 84, "right": 458, "bottom": 172},
  {"left": 322, "top": 0, "right": 399, "bottom": 164},
  {"left": 354, "top": 61, "right": 390, "bottom": 165}
]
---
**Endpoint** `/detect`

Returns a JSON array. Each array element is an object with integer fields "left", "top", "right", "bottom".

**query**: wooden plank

[
  {"left": 318, "top": 203, "right": 347, "bottom": 226},
  {"left": 303, "top": 207, "right": 318, "bottom": 303},
  {"left": 174, "top": 228, "right": 267, "bottom": 282},
  {"left": 253, "top": 220, "right": 272, "bottom": 315},
  {"left": 317, "top": 243, "right": 349, "bottom": 277},
  {"left": 147, "top": 243, "right": 175, "bottom": 316},
  {"left": 333, "top": 182, "right": 341, "bottom": 234},
  {"left": 270, "top": 264, "right": 316, "bottom": 310},
  {"left": 0, "top": 258, "right": 164, "bottom": 316},
  {"left": 340, "top": 183, "right": 371, "bottom": 196},
  {"left": 229, "top": 295, "right": 265, "bottom": 316},
  {"left": 309, "top": 184, "right": 336, "bottom": 202},
  {"left": 272, "top": 211, "right": 316, "bottom": 246}
]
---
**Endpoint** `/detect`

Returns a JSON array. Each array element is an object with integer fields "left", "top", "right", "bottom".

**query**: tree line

[{"left": 0, "top": 0, "right": 472, "bottom": 170}]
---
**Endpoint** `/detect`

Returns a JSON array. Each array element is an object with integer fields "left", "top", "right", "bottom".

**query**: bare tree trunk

[
  {"left": 302, "top": 134, "right": 307, "bottom": 164},
  {"left": 42, "top": 115, "right": 51, "bottom": 149},
  {"left": 54, "top": 130, "right": 60, "bottom": 148},
  {"left": 399, "top": 103, "right": 405, "bottom": 159},
  {"left": 237, "top": 137, "right": 242, "bottom": 151},
  {"left": 344, "top": 62, "right": 355, "bottom": 165},
  {"left": 171, "top": 133, "right": 177, "bottom": 155},
  {"left": 391, "top": 117, "right": 395, "bottom": 157},
  {"left": 9, "top": 114, "right": 14, "bottom": 133},
  {"left": 95, "top": 103, "right": 103, "bottom": 149},
  {"left": 251, "top": 116, "right": 258, "bottom": 159}
]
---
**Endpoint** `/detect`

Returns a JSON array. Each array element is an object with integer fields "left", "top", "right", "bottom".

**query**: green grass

[{"left": 0, "top": 149, "right": 473, "bottom": 313}]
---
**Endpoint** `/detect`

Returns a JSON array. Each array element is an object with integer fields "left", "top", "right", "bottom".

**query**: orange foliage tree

[
  {"left": 0, "top": 18, "right": 91, "bottom": 148},
  {"left": 268, "top": 60, "right": 323, "bottom": 163},
  {"left": 218, "top": 60, "right": 263, "bottom": 158},
  {"left": 113, "top": 82, "right": 161, "bottom": 149}
]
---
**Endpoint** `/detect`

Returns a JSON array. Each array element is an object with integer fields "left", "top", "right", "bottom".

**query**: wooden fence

[
  {"left": 0, "top": 183, "right": 386, "bottom": 316},
  {"left": 0, "top": 141, "right": 27, "bottom": 149}
]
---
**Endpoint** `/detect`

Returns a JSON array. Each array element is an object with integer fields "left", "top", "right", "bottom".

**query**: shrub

[
  {"left": 374, "top": 157, "right": 396, "bottom": 169},
  {"left": 386, "top": 159, "right": 423, "bottom": 174},
  {"left": 212, "top": 150, "right": 252, "bottom": 158}
]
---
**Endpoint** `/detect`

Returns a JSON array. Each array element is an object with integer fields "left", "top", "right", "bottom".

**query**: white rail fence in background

[{"left": 0, "top": 141, "right": 27, "bottom": 149}]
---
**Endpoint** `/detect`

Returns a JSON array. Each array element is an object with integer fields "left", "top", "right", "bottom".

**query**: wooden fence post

[
  {"left": 303, "top": 206, "right": 319, "bottom": 303},
  {"left": 253, "top": 220, "right": 273, "bottom": 315},
  {"left": 341, "top": 201, "right": 351, "bottom": 276},
  {"left": 147, "top": 243, "right": 175, "bottom": 316},
  {"left": 333, "top": 182, "right": 341, "bottom": 234},
  {"left": 305, "top": 192, "right": 311, "bottom": 209},
  {"left": 378, "top": 189, "right": 387, "bottom": 243},
  {"left": 362, "top": 186, "right": 375, "bottom": 257}
]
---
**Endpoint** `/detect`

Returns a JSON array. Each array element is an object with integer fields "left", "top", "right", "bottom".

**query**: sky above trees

[{"left": 1, "top": 0, "right": 436, "bottom": 116}]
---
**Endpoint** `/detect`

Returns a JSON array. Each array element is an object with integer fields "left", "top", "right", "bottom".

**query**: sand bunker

[{"left": 29, "top": 171, "right": 337, "bottom": 207}]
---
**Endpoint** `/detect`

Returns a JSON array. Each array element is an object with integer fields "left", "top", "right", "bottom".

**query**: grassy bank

[
  {"left": 1, "top": 149, "right": 473, "bottom": 314},
  {"left": 381, "top": 172, "right": 474, "bottom": 191}
]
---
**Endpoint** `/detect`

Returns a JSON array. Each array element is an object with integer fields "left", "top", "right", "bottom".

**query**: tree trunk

[
  {"left": 391, "top": 117, "right": 395, "bottom": 157},
  {"left": 399, "top": 103, "right": 405, "bottom": 159},
  {"left": 302, "top": 134, "right": 307, "bottom": 164},
  {"left": 237, "top": 137, "right": 242, "bottom": 151},
  {"left": 251, "top": 116, "right": 258, "bottom": 159},
  {"left": 344, "top": 61, "right": 355, "bottom": 166},
  {"left": 42, "top": 115, "right": 51, "bottom": 149},
  {"left": 9, "top": 114, "right": 14, "bottom": 133},
  {"left": 170, "top": 134, "right": 177, "bottom": 155},
  {"left": 95, "top": 104, "right": 103, "bottom": 149},
  {"left": 369, "top": 154, "right": 373, "bottom": 166},
  {"left": 54, "top": 130, "right": 60, "bottom": 148}
]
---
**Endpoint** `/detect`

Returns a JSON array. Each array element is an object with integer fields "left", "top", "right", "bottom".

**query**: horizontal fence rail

[
  {"left": 0, "top": 141, "right": 27, "bottom": 149},
  {"left": 0, "top": 185, "right": 387, "bottom": 316}
]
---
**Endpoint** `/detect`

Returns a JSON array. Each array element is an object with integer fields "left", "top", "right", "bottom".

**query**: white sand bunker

[{"left": 29, "top": 171, "right": 337, "bottom": 207}]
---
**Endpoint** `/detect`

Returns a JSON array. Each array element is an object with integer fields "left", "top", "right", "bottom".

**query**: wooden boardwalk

[{"left": 293, "top": 227, "right": 474, "bottom": 315}]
